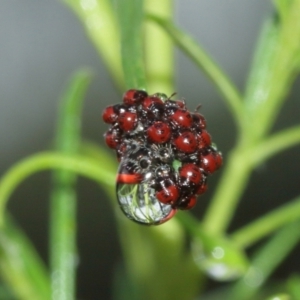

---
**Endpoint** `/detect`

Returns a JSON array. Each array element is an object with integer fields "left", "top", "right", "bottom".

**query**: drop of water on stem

[{"left": 192, "top": 235, "right": 249, "bottom": 281}]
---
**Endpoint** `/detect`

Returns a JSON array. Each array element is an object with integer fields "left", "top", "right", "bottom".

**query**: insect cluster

[{"left": 102, "top": 89, "right": 222, "bottom": 225}]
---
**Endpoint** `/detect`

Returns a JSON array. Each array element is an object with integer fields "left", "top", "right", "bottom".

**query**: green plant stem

[
  {"left": 229, "top": 221, "right": 300, "bottom": 300},
  {"left": 203, "top": 126, "right": 300, "bottom": 234},
  {"left": 205, "top": 123, "right": 300, "bottom": 237},
  {"left": 147, "top": 13, "right": 244, "bottom": 128},
  {"left": 0, "top": 152, "right": 115, "bottom": 225},
  {"left": 231, "top": 195, "right": 300, "bottom": 248},
  {"left": 50, "top": 71, "right": 90, "bottom": 300},
  {"left": 115, "top": 0, "right": 147, "bottom": 90},
  {"left": 145, "top": 0, "right": 174, "bottom": 94},
  {"left": 287, "top": 274, "right": 300, "bottom": 299},
  {"left": 62, "top": 0, "right": 124, "bottom": 89},
  {"left": 266, "top": 294, "right": 290, "bottom": 300},
  {"left": 202, "top": 148, "right": 252, "bottom": 234},
  {"left": 0, "top": 217, "right": 50, "bottom": 300},
  {"left": 244, "top": 2, "right": 300, "bottom": 141},
  {"left": 175, "top": 211, "right": 199, "bottom": 236},
  {"left": 201, "top": 3, "right": 300, "bottom": 235},
  {"left": 250, "top": 125, "right": 300, "bottom": 166},
  {"left": 203, "top": 123, "right": 300, "bottom": 237}
]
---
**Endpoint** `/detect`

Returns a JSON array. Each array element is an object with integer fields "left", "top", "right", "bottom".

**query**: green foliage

[
  {"left": 114, "top": 0, "right": 147, "bottom": 90},
  {"left": 50, "top": 70, "right": 92, "bottom": 300},
  {"left": 1, "top": 0, "right": 300, "bottom": 299}
]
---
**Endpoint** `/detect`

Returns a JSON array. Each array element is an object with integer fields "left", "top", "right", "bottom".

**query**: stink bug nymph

[{"left": 102, "top": 89, "right": 222, "bottom": 225}]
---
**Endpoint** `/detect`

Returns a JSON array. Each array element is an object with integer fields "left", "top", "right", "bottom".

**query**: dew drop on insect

[{"left": 116, "top": 182, "right": 176, "bottom": 225}]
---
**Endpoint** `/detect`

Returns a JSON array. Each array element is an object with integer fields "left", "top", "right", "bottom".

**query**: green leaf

[
  {"left": 50, "top": 70, "right": 92, "bottom": 299},
  {"left": 273, "top": 0, "right": 293, "bottom": 21},
  {"left": 287, "top": 274, "right": 300, "bottom": 299},
  {"left": 202, "top": 148, "right": 252, "bottom": 234},
  {"left": 228, "top": 221, "right": 300, "bottom": 300},
  {"left": 0, "top": 284, "right": 14, "bottom": 300},
  {"left": 176, "top": 212, "right": 249, "bottom": 282},
  {"left": 147, "top": 13, "right": 244, "bottom": 129},
  {"left": 144, "top": 0, "right": 174, "bottom": 94},
  {"left": 117, "top": 218, "right": 202, "bottom": 300},
  {"left": 244, "top": 2, "right": 300, "bottom": 140},
  {"left": 62, "top": 0, "right": 124, "bottom": 89},
  {"left": 244, "top": 18, "right": 279, "bottom": 116},
  {"left": 114, "top": 0, "right": 147, "bottom": 90},
  {"left": 250, "top": 125, "right": 300, "bottom": 167},
  {"left": 0, "top": 152, "right": 115, "bottom": 226},
  {"left": 0, "top": 217, "right": 50, "bottom": 300},
  {"left": 231, "top": 195, "right": 300, "bottom": 248},
  {"left": 265, "top": 294, "right": 291, "bottom": 300}
]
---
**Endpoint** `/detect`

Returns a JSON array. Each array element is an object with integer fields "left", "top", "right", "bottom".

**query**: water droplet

[
  {"left": 117, "top": 182, "right": 176, "bottom": 225},
  {"left": 266, "top": 294, "right": 290, "bottom": 300},
  {"left": 192, "top": 234, "right": 249, "bottom": 281},
  {"left": 116, "top": 143, "right": 176, "bottom": 225},
  {"left": 243, "top": 266, "right": 264, "bottom": 288},
  {"left": 80, "top": 0, "right": 97, "bottom": 11}
]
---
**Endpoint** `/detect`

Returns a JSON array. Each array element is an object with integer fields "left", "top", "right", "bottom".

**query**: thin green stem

[
  {"left": 0, "top": 217, "right": 50, "bottom": 300},
  {"left": 208, "top": 124, "right": 300, "bottom": 237},
  {"left": 147, "top": 13, "right": 244, "bottom": 129},
  {"left": 274, "top": 0, "right": 294, "bottom": 21},
  {"left": 287, "top": 274, "right": 300, "bottom": 299},
  {"left": 175, "top": 211, "right": 199, "bottom": 236},
  {"left": 202, "top": 148, "right": 252, "bottom": 234},
  {"left": 244, "top": 2, "right": 300, "bottom": 141},
  {"left": 115, "top": 0, "right": 147, "bottom": 90},
  {"left": 177, "top": 211, "right": 249, "bottom": 280},
  {"left": 265, "top": 294, "right": 290, "bottom": 300},
  {"left": 0, "top": 152, "right": 115, "bottom": 226},
  {"left": 231, "top": 195, "right": 300, "bottom": 249},
  {"left": 62, "top": 0, "right": 124, "bottom": 89},
  {"left": 250, "top": 125, "right": 300, "bottom": 166},
  {"left": 145, "top": 0, "right": 174, "bottom": 94},
  {"left": 229, "top": 221, "right": 300, "bottom": 300},
  {"left": 50, "top": 71, "right": 90, "bottom": 300}
]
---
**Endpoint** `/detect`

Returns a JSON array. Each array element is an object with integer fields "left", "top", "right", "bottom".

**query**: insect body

[
  {"left": 116, "top": 144, "right": 177, "bottom": 225},
  {"left": 103, "top": 89, "right": 223, "bottom": 225}
]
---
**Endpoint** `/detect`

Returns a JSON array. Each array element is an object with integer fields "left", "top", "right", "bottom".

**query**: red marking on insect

[
  {"left": 157, "top": 208, "right": 177, "bottom": 224},
  {"left": 117, "top": 173, "right": 143, "bottom": 184}
]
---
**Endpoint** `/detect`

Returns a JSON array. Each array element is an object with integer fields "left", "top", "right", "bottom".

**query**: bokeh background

[{"left": 1, "top": 1, "right": 300, "bottom": 299}]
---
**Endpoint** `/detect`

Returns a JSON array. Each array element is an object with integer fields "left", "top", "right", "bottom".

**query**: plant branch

[
  {"left": 0, "top": 152, "right": 116, "bottom": 226},
  {"left": 231, "top": 195, "right": 300, "bottom": 248},
  {"left": 250, "top": 125, "right": 300, "bottom": 166},
  {"left": 244, "top": 3, "right": 300, "bottom": 140},
  {"left": 49, "top": 70, "right": 90, "bottom": 300},
  {"left": 203, "top": 123, "right": 300, "bottom": 237},
  {"left": 62, "top": 0, "right": 124, "bottom": 89},
  {"left": 287, "top": 274, "right": 300, "bottom": 299},
  {"left": 145, "top": 0, "right": 174, "bottom": 94},
  {"left": 115, "top": 0, "right": 147, "bottom": 90},
  {"left": 229, "top": 221, "right": 300, "bottom": 300},
  {"left": 202, "top": 148, "right": 252, "bottom": 234},
  {"left": 0, "top": 217, "right": 50, "bottom": 300},
  {"left": 147, "top": 13, "right": 244, "bottom": 129}
]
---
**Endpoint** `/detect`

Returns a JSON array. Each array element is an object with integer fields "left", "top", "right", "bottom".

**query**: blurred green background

[{"left": 1, "top": 1, "right": 300, "bottom": 299}]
